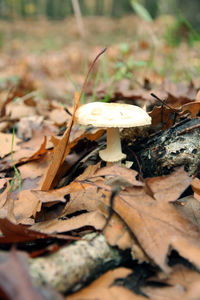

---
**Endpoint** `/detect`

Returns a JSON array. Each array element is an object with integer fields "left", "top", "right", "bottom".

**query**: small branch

[
  {"left": 29, "top": 233, "right": 125, "bottom": 293},
  {"left": 71, "top": 0, "right": 85, "bottom": 39}
]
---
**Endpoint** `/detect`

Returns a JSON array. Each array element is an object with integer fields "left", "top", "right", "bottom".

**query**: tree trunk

[{"left": 95, "top": 0, "right": 104, "bottom": 15}]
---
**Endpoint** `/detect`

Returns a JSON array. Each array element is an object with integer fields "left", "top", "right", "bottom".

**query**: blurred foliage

[
  {"left": 0, "top": 0, "right": 133, "bottom": 19},
  {"left": 0, "top": 0, "right": 199, "bottom": 32},
  {"left": 130, "top": 0, "right": 153, "bottom": 22},
  {"left": 165, "top": 13, "right": 200, "bottom": 46}
]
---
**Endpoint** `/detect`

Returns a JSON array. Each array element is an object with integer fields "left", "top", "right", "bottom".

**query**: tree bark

[
  {"left": 29, "top": 233, "right": 126, "bottom": 293},
  {"left": 131, "top": 118, "right": 200, "bottom": 177}
]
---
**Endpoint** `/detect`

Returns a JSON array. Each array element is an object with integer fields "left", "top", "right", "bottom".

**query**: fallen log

[
  {"left": 130, "top": 117, "right": 200, "bottom": 177},
  {"left": 29, "top": 233, "right": 127, "bottom": 294}
]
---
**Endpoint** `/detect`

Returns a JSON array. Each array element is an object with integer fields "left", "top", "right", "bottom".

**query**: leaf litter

[{"left": 0, "top": 27, "right": 200, "bottom": 299}]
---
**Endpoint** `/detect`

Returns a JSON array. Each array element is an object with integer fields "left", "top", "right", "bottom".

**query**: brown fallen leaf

[
  {"left": 41, "top": 91, "right": 80, "bottom": 191},
  {"left": 17, "top": 115, "right": 44, "bottom": 140},
  {"left": 181, "top": 101, "right": 200, "bottom": 118},
  {"left": 0, "top": 178, "right": 10, "bottom": 190},
  {"left": 67, "top": 267, "right": 146, "bottom": 300},
  {"left": 0, "top": 182, "right": 10, "bottom": 209},
  {"left": 13, "top": 190, "right": 42, "bottom": 224},
  {"left": 6, "top": 98, "right": 36, "bottom": 119},
  {"left": 143, "top": 284, "right": 183, "bottom": 300},
  {"left": 0, "top": 218, "right": 48, "bottom": 243},
  {"left": 18, "top": 154, "right": 50, "bottom": 182},
  {"left": 32, "top": 163, "right": 141, "bottom": 255},
  {"left": 32, "top": 180, "right": 92, "bottom": 205},
  {"left": 58, "top": 164, "right": 105, "bottom": 216},
  {"left": 0, "top": 132, "right": 21, "bottom": 158},
  {"left": 73, "top": 167, "right": 200, "bottom": 272},
  {"left": 0, "top": 86, "right": 16, "bottom": 118},
  {"left": 0, "top": 217, "right": 78, "bottom": 243},
  {"left": 31, "top": 210, "right": 106, "bottom": 234},
  {"left": 27, "top": 135, "right": 47, "bottom": 161},
  {"left": 94, "top": 164, "right": 143, "bottom": 187},
  {"left": 175, "top": 195, "right": 200, "bottom": 229},
  {"left": 103, "top": 211, "right": 137, "bottom": 251},
  {"left": 143, "top": 264, "right": 200, "bottom": 300},
  {"left": 0, "top": 132, "right": 50, "bottom": 171},
  {"left": 145, "top": 167, "right": 192, "bottom": 203},
  {"left": 191, "top": 177, "right": 200, "bottom": 202},
  {"left": 5, "top": 154, "right": 53, "bottom": 224},
  {"left": 48, "top": 108, "right": 69, "bottom": 126},
  {"left": 0, "top": 248, "right": 45, "bottom": 300},
  {"left": 149, "top": 98, "right": 200, "bottom": 131},
  {"left": 50, "top": 128, "right": 105, "bottom": 187}
]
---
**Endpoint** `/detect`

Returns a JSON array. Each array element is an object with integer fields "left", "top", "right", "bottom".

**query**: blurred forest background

[
  {"left": 0, "top": 0, "right": 200, "bottom": 104},
  {"left": 0, "top": 0, "right": 199, "bottom": 28}
]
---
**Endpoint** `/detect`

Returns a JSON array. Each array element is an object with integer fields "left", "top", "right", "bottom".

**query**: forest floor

[{"left": 0, "top": 15, "right": 200, "bottom": 300}]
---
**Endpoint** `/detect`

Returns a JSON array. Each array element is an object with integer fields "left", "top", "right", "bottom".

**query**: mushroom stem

[{"left": 99, "top": 127, "right": 126, "bottom": 162}]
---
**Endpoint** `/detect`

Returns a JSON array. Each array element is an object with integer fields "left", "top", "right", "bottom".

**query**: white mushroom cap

[
  {"left": 75, "top": 102, "right": 151, "bottom": 128},
  {"left": 75, "top": 102, "right": 151, "bottom": 162}
]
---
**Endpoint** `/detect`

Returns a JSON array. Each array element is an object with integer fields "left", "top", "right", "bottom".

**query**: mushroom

[{"left": 75, "top": 102, "right": 151, "bottom": 162}]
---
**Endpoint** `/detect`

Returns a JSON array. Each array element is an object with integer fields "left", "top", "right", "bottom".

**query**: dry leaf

[
  {"left": 75, "top": 167, "right": 199, "bottom": 272},
  {"left": 31, "top": 211, "right": 105, "bottom": 234},
  {"left": 143, "top": 264, "right": 200, "bottom": 300},
  {"left": 41, "top": 91, "right": 80, "bottom": 190},
  {"left": 0, "top": 178, "right": 10, "bottom": 190},
  {"left": 32, "top": 180, "right": 92, "bottom": 204},
  {"left": 103, "top": 212, "right": 136, "bottom": 251},
  {"left": 145, "top": 167, "right": 192, "bottom": 202},
  {"left": 175, "top": 195, "right": 200, "bottom": 229},
  {"left": 0, "top": 218, "right": 48, "bottom": 243},
  {"left": 0, "top": 133, "right": 50, "bottom": 171},
  {"left": 6, "top": 99, "right": 36, "bottom": 119},
  {"left": 17, "top": 115, "right": 44, "bottom": 140},
  {"left": 13, "top": 190, "right": 42, "bottom": 224},
  {"left": 48, "top": 108, "right": 69, "bottom": 126},
  {"left": 0, "top": 249, "right": 45, "bottom": 300},
  {"left": 191, "top": 177, "right": 200, "bottom": 202},
  {"left": 94, "top": 164, "right": 143, "bottom": 187},
  {"left": 67, "top": 268, "right": 146, "bottom": 300},
  {"left": 0, "top": 132, "right": 21, "bottom": 158},
  {"left": 105, "top": 190, "right": 200, "bottom": 272},
  {"left": 181, "top": 101, "right": 200, "bottom": 118},
  {"left": 149, "top": 105, "right": 176, "bottom": 129}
]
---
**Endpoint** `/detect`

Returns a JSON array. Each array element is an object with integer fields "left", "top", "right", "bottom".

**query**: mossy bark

[{"left": 133, "top": 118, "right": 200, "bottom": 177}]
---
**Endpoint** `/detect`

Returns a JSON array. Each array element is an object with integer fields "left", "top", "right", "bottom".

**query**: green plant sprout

[
  {"left": 118, "top": 43, "right": 130, "bottom": 55},
  {"left": 65, "top": 70, "right": 79, "bottom": 91},
  {"left": 114, "top": 57, "right": 147, "bottom": 81},
  {"left": 92, "top": 66, "right": 102, "bottom": 102},
  {"left": 93, "top": 52, "right": 147, "bottom": 102},
  {"left": 101, "top": 55, "right": 109, "bottom": 83},
  {"left": 9, "top": 127, "right": 22, "bottom": 192},
  {"left": 130, "top": 0, "right": 153, "bottom": 22}
]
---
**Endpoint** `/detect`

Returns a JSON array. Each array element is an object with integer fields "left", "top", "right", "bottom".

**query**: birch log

[{"left": 29, "top": 233, "right": 125, "bottom": 293}]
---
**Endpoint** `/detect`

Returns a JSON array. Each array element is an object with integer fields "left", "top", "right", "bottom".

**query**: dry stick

[
  {"left": 150, "top": 92, "right": 184, "bottom": 126},
  {"left": 29, "top": 233, "right": 124, "bottom": 293},
  {"left": 71, "top": 0, "right": 85, "bottom": 39},
  {"left": 71, "top": 0, "right": 87, "bottom": 62},
  {"left": 150, "top": 93, "right": 179, "bottom": 114}
]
